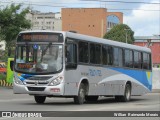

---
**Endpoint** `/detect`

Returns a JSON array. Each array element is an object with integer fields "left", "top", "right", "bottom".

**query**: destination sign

[
  {"left": 17, "top": 33, "right": 63, "bottom": 42},
  {"left": 17, "top": 63, "right": 34, "bottom": 69}
]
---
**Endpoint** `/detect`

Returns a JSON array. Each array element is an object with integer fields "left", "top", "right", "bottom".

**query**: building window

[{"left": 107, "top": 15, "right": 120, "bottom": 31}]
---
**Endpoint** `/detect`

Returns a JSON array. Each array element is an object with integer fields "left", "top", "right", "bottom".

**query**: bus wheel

[
  {"left": 74, "top": 83, "right": 86, "bottom": 104},
  {"left": 85, "top": 96, "right": 99, "bottom": 102},
  {"left": 34, "top": 96, "right": 46, "bottom": 104},
  {"left": 115, "top": 84, "right": 131, "bottom": 102}
]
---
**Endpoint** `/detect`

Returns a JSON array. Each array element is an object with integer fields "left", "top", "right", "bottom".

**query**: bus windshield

[{"left": 14, "top": 44, "right": 63, "bottom": 74}]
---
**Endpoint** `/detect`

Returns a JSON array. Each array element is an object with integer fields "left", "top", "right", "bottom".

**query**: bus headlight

[
  {"left": 49, "top": 76, "right": 63, "bottom": 86},
  {"left": 14, "top": 75, "right": 24, "bottom": 85}
]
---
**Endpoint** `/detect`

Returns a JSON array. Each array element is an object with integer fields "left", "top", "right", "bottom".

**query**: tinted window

[
  {"left": 143, "top": 53, "right": 150, "bottom": 70},
  {"left": 124, "top": 50, "right": 133, "bottom": 68},
  {"left": 118, "top": 48, "right": 123, "bottom": 67},
  {"left": 10, "top": 61, "right": 14, "bottom": 71},
  {"left": 90, "top": 43, "right": 101, "bottom": 64},
  {"left": 95, "top": 44, "right": 101, "bottom": 64},
  {"left": 79, "top": 42, "right": 89, "bottom": 63},
  {"left": 102, "top": 45, "right": 108, "bottom": 65},
  {"left": 108, "top": 46, "right": 113, "bottom": 65},
  {"left": 90, "top": 43, "right": 95, "bottom": 64},
  {"left": 66, "top": 44, "right": 77, "bottom": 64},
  {"left": 134, "top": 51, "right": 142, "bottom": 69},
  {"left": 113, "top": 47, "right": 119, "bottom": 66}
]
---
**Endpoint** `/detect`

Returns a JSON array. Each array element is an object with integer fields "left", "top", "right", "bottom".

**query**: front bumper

[{"left": 13, "top": 82, "right": 64, "bottom": 96}]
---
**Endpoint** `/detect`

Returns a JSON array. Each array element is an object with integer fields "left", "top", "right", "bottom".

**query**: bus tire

[
  {"left": 74, "top": 83, "right": 86, "bottom": 104},
  {"left": 115, "top": 84, "right": 131, "bottom": 102},
  {"left": 34, "top": 96, "right": 46, "bottom": 104},
  {"left": 115, "top": 96, "right": 121, "bottom": 102},
  {"left": 85, "top": 96, "right": 99, "bottom": 102}
]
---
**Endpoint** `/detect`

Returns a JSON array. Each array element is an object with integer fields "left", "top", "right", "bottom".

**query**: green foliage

[
  {"left": 0, "top": 3, "right": 31, "bottom": 56},
  {"left": 0, "top": 74, "right": 6, "bottom": 80},
  {"left": 103, "top": 24, "right": 135, "bottom": 44},
  {"left": 0, "top": 50, "right": 8, "bottom": 62}
]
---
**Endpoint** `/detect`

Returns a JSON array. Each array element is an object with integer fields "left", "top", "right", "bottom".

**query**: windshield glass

[{"left": 15, "top": 44, "right": 63, "bottom": 74}]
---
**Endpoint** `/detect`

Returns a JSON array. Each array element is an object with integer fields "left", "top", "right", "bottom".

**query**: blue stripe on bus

[
  {"left": 110, "top": 68, "right": 152, "bottom": 91},
  {"left": 17, "top": 73, "right": 34, "bottom": 81}
]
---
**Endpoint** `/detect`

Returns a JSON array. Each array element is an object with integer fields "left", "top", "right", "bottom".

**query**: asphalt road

[{"left": 0, "top": 87, "right": 159, "bottom": 120}]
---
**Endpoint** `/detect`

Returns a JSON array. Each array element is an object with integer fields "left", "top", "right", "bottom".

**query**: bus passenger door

[{"left": 64, "top": 41, "right": 78, "bottom": 95}]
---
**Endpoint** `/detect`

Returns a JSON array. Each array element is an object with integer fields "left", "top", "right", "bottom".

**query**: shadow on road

[{"left": 22, "top": 97, "right": 149, "bottom": 106}]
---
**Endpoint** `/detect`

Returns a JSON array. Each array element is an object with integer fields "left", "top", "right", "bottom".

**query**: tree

[
  {"left": 103, "top": 24, "right": 135, "bottom": 44},
  {"left": 0, "top": 3, "right": 31, "bottom": 57}
]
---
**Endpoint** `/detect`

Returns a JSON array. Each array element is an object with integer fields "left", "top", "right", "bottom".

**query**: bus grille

[
  {"left": 25, "top": 76, "right": 52, "bottom": 80},
  {"left": 27, "top": 87, "right": 46, "bottom": 91},
  {"left": 26, "top": 81, "right": 49, "bottom": 85}
]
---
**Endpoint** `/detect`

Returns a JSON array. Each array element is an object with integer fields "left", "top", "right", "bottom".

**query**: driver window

[{"left": 66, "top": 43, "right": 77, "bottom": 64}]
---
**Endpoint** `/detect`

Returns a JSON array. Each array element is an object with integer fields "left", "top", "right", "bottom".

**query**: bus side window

[
  {"left": 79, "top": 41, "right": 89, "bottom": 63},
  {"left": 66, "top": 43, "right": 77, "bottom": 69},
  {"left": 108, "top": 46, "right": 113, "bottom": 65},
  {"left": 10, "top": 61, "right": 14, "bottom": 71}
]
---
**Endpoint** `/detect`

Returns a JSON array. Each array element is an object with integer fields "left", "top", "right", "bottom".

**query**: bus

[
  {"left": 6, "top": 58, "right": 14, "bottom": 83},
  {"left": 13, "top": 30, "right": 152, "bottom": 104}
]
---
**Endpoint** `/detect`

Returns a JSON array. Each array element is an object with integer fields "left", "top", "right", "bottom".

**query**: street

[
  {"left": 0, "top": 87, "right": 159, "bottom": 111},
  {"left": 0, "top": 87, "right": 159, "bottom": 120}
]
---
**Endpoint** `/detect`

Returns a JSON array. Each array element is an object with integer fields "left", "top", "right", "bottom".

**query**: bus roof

[
  {"left": 19, "top": 30, "right": 151, "bottom": 53},
  {"left": 66, "top": 31, "right": 151, "bottom": 53}
]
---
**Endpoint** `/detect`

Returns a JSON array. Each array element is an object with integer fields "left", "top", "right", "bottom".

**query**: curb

[
  {"left": 0, "top": 80, "right": 13, "bottom": 87},
  {"left": 152, "top": 89, "right": 160, "bottom": 93}
]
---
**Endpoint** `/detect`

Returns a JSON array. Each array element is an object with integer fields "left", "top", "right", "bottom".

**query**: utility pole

[{"left": 124, "top": 28, "right": 130, "bottom": 43}]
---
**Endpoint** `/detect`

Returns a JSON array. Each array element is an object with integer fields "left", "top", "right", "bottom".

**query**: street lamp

[{"left": 124, "top": 28, "right": 130, "bottom": 43}]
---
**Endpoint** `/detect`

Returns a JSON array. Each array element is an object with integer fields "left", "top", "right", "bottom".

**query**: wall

[
  {"left": 62, "top": 8, "right": 107, "bottom": 37},
  {"left": 134, "top": 42, "right": 160, "bottom": 65},
  {"left": 62, "top": 8, "right": 123, "bottom": 38},
  {"left": 152, "top": 68, "right": 160, "bottom": 90}
]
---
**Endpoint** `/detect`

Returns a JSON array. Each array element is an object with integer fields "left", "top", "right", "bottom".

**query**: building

[
  {"left": 134, "top": 35, "right": 160, "bottom": 67},
  {"left": 26, "top": 10, "right": 62, "bottom": 31},
  {"left": 62, "top": 8, "right": 123, "bottom": 38}
]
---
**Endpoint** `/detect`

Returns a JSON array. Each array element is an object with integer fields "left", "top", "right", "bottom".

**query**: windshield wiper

[{"left": 40, "top": 42, "right": 52, "bottom": 61}]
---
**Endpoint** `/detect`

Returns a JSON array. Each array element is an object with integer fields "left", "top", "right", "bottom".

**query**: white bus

[{"left": 13, "top": 30, "right": 152, "bottom": 104}]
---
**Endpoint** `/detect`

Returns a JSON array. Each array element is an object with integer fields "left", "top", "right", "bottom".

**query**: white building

[{"left": 26, "top": 10, "right": 62, "bottom": 31}]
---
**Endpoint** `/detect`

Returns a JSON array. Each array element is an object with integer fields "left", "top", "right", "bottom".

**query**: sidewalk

[{"left": 152, "top": 89, "right": 160, "bottom": 93}]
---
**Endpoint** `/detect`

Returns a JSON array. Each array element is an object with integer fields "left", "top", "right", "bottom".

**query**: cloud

[{"left": 124, "top": 0, "right": 160, "bottom": 36}]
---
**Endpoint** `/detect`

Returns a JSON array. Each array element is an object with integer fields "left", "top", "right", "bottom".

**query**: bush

[{"left": 0, "top": 73, "right": 6, "bottom": 80}]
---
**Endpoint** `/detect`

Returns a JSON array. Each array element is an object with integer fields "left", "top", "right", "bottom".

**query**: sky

[{"left": 0, "top": 0, "right": 160, "bottom": 36}]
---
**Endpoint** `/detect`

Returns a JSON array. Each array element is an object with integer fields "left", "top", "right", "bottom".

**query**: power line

[
  {"left": 107, "top": 8, "right": 160, "bottom": 11},
  {"left": 0, "top": 1, "right": 66, "bottom": 7},
  {"left": 0, "top": 1, "right": 160, "bottom": 11},
  {"left": 80, "top": 0, "right": 160, "bottom": 4},
  {"left": 1, "top": 0, "right": 160, "bottom": 5}
]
